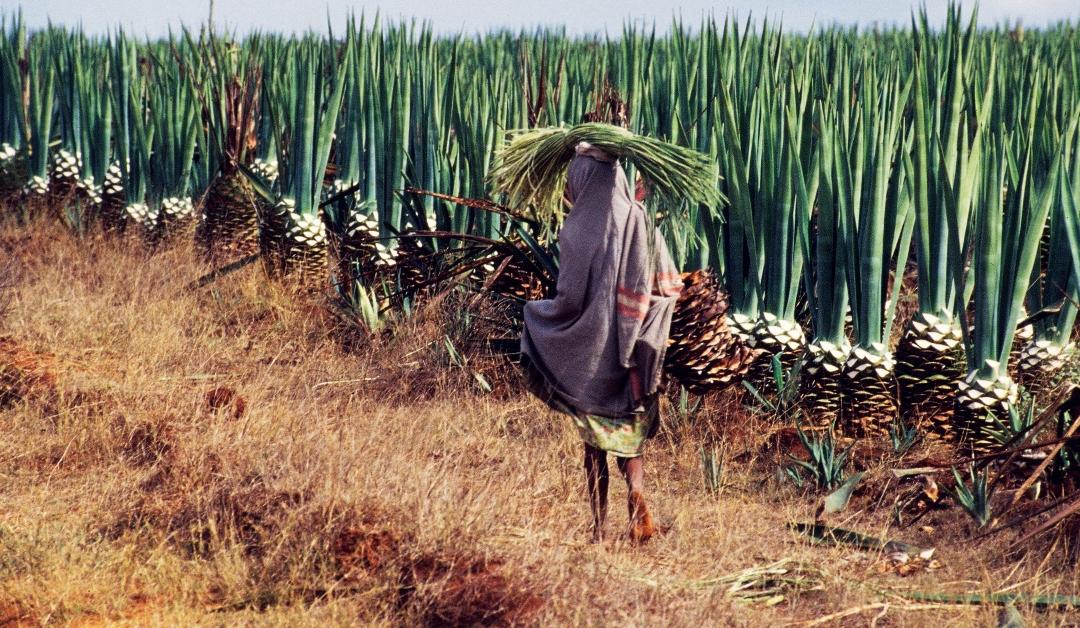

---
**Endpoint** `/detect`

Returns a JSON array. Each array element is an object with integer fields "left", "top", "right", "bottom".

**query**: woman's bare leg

[
  {"left": 583, "top": 444, "right": 609, "bottom": 542},
  {"left": 617, "top": 456, "right": 656, "bottom": 543}
]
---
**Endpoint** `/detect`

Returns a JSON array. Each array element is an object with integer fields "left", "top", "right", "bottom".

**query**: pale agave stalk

[
  {"left": 146, "top": 45, "right": 199, "bottom": 243},
  {"left": 897, "top": 7, "right": 994, "bottom": 433},
  {"left": 956, "top": 112, "right": 1071, "bottom": 453},
  {"left": 23, "top": 39, "right": 55, "bottom": 200},
  {"left": 713, "top": 21, "right": 810, "bottom": 390},
  {"left": 0, "top": 15, "right": 26, "bottom": 203},
  {"left": 837, "top": 60, "right": 915, "bottom": 438},
  {"left": 798, "top": 100, "right": 849, "bottom": 429},
  {"left": 264, "top": 36, "right": 350, "bottom": 288}
]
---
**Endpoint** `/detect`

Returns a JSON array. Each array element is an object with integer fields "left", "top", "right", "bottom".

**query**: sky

[{"left": 3, "top": 0, "right": 1078, "bottom": 37}]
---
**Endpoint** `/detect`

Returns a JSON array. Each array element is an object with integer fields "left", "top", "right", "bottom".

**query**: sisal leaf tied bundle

[{"left": 489, "top": 123, "right": 723, "bottom": 223}]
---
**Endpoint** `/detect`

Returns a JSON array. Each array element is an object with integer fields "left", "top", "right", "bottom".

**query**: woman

[{"left": 521, "top": 143, "right": 682, "bottom": 543}]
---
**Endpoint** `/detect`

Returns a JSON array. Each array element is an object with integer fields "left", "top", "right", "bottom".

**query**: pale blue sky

[{"left": 4, "top": 0, "right": 1078, "bottom": 36}]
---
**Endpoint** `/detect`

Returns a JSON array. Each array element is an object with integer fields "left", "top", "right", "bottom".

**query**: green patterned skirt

[{"left": 522, "top": 357, "right": 660, "bottom": 458}]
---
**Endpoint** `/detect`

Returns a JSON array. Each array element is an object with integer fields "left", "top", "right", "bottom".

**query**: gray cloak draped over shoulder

[{"left": 520, "top": 147, "right": 683, "bottom": 419}]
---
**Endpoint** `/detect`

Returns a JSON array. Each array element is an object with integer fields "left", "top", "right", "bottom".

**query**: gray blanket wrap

[{"left": 521, "top": 150, "right": 682, "bottom": 418}]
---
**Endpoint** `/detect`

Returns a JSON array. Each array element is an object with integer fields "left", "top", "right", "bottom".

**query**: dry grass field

[{"left": 1, "top": 218, "right": 1078, "bottom": 626}]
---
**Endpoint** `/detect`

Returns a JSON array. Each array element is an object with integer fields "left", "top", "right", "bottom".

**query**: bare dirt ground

[{"left": 1, "top": 218, "right": 1078, "bottom": 626}]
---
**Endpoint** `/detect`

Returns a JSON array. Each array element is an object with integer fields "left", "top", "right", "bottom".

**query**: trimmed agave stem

[
  {"left": 746, "top": 313, "right": 806, "bottom": 393},
  {"left": 664, "top": 270, "right": 759, "bottom": 393},
  {"left": 200, "top": 170, "right": 260, "bottom": 259},
  {"left": 1007, "top": 318, "right": 1034, "bottom": 375},
  {"left": 728, "top": 312, "right": 757, "bottom": 346},
  {"left": 23, "top": 175, "right": 49, "bottom": 198},
  {"left": 895, "top": 312, "right": 966, "bottom": 433},
  {"left": 251, "top": 158, "right": 279, "bottom": 185},
  {"left": 798, "top": 339, "right": 851, "bottom": 430},
  {"left": 279, "top": 198, "right": 329, "bottom": 290},
  {"left": 49, "top": 148, "right": 82, "bottom": 201},
  {"left": 841, "top": 344, "right": 900, "bottom": 438},
  {"left": 123, "top": 202, "right": 158, "bottom": 243},
  {"left": 158, "top": 196, "right": 196, "bottom": 242},
  {"left": 0, "top": 144, "right": 27, "bottom": 204},
  {"left": 333, "top": 180, "right": 383, "bottom": 287},
  {"left": 99, "top": 161, "right": 126, "bottom": 233},
  {"left": 1018, "top": 340, "right": 1077, "bottom": 396},
  {"left": 954, "top": 360, "right": 1020, "bottom": 452},
  {"left": 258, "top": 199, "right": 290, "bottom": 277}
]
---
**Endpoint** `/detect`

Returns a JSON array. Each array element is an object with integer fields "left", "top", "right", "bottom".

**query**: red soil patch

[
  {"left": 0, "top": 336, "right": 60, "bottom": 406},
  {"left": 402, "top": 554, "right": 544, "bottom": 627},
  {"left": 0, "top": 602, "right": 34, "bottom": 627},
  {"left": 204, "top": 386, "right": 247, "bottom": 419}
]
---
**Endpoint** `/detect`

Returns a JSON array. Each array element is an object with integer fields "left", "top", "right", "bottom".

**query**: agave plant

[
  {"left": 198, "top": 35, "right": 263, "bottom": 260},
  {"left": 0, "top": 14, "right": 26, "bottom": 205},
  {"left": 324, "top": 18, "right": 391, "bottom": 288},
  {"left": 896, "top": 8, "right": 992, "bottom": 432},
  {"left": 953, "top": 118, "right": 1068, "bottom": 453},
  {"left": 947, "top": 465, "right": 994, "bottom": 528},
  {"left": 715, "top": 46, "right": 814, "bottom": 394},
  {"left": 798, "top": 100, "right": 850, "bottom": 430},
  {"left": 794, "top": 97, "right": 851, "bottom": 428},
  {"left": 1019, "top": 205, "right": 1079, "bottom": 398},
  {"left": 1022, "top": 119, "right": 1080, "bottom": 399},
  {"left": 49, "top": 29, "right": 88, "bottom": 205},
  {"left": 22, "top": 36, "right": 54, "bottom": 202},
  {"left": 107, "top": 31, "right": 151, "bottom": 236},
  {"left": 141, "top": 49, "right": 199, "bottom": 243},
  {"left": 262, "top": 37, "right": 350, "bottom": 288},
  {"left": 837, "top": 61, "right": 915, "bottom": 438},
  {"left": 53, "top": 36, "right": 113, "bottom": 234}
]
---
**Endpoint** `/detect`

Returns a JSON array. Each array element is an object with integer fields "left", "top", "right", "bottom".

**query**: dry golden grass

[{"left": 1, "top": 217, "right": 1079, "bottom": 626}]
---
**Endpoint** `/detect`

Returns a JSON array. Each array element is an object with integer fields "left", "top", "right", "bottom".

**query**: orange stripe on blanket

[
  {"left": 617, "top": 293, "right": 649, "bottom": 312},
  {"left": 616, "top": 286, "right": 649, "bottom": 303},
  {"left": 617, "top": 303, "right": 647, "bottom": 320}
]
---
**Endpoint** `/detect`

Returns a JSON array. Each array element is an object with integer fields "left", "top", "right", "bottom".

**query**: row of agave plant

[{"left": 1, "top": 8, "right": 1079, "bottom": 459}]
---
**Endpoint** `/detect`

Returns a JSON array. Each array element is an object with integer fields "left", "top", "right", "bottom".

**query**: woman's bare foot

[{"left": 627, "top": 490, "right": 656, "bottom": 544}]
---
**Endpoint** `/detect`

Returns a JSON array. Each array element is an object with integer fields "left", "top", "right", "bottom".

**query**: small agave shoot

[
  {"left": 263, "top": 41, "right": 349, "bottom": 289},
  {"left": 785, "top": 424, "right": 851, "bottom": 492},
  {"left": 701, "top": 444, "right": 724, "bottom": 497},
  {"left": 947, "top": 465, "right": 995, "bottom": 528}
]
